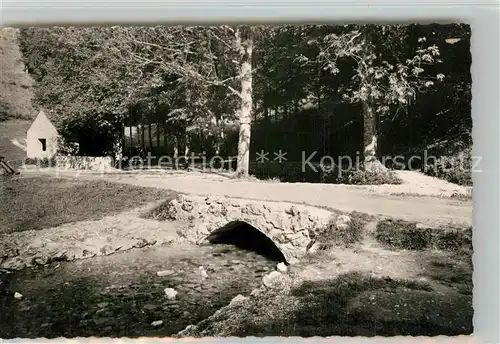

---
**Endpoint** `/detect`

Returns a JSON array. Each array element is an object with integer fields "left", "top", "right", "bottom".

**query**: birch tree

[
  {"left": 234, "top": 26, "right": 254, "bottom": 176},
  {"left": 116, "top": 25, "right": 256, "bottom": 176}
]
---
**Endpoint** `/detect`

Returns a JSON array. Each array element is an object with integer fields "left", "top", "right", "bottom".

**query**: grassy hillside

[
  {"left": 0, "top": 28, "right": 36, "bottom": 161},
  {"left": 0, "top": 28, "right": 36, "bottom": 122},
  {"left": 0, "top": 119, "right": 30, "bottom": 162}
]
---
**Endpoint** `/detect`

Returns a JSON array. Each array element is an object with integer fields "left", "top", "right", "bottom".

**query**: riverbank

[
  {"left": 0, "top": 243, "right": 278, "bottom": 338},
  {"left": 0, "top": 235, "right": 473, "bottom": 339}
]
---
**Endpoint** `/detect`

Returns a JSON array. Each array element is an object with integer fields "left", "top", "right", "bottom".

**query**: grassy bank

[{"left": 0, "top": 176, "right": 177, "bottom": 233}]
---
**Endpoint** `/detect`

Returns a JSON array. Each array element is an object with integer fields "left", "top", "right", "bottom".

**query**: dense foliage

[{"left": 18, "top": 24, "right": 472, "bottom": 184}]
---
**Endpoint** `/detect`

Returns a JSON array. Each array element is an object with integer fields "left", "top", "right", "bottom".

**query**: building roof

[{"left": 27, "top": 110, "right": 59, "bottom": 135}]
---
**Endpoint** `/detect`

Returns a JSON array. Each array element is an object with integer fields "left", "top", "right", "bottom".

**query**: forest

[{"left": 16, "top": 24, "right": 472, "bottom": 185}]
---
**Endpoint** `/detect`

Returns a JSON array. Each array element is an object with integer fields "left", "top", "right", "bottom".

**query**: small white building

[{"left": 26, "top": 111, "right": 60, "bottom": 159}]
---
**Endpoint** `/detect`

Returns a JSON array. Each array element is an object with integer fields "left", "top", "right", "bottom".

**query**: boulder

[
  {"left": 157, "top": 270, "right": 175, "bottom": 277},
  {"left": 151, "top": 320, "right": 163, "bottom": 327},
  {"left": 229, "top": 294, "right": 247, "bottom": 307},
  {"left": 263, "top": 271, "right": 282, "bottom": 287},
  {"left": 250, "top": 288, "right": 263, "bottom": 297},
  {"left": 277, "top": 262, "right": 288, "bottom": 273},
  {"left": 164, "top": 288, "right": 178, "bottom": 300}
]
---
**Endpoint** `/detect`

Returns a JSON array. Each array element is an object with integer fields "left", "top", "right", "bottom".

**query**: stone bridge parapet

[{"left": 159, "top": 194, "right": 337, "bottom": 263}]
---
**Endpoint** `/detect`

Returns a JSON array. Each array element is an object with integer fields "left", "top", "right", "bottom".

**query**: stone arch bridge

[{"left": 161, "top": 194, "right": 347, "bottom": 264}]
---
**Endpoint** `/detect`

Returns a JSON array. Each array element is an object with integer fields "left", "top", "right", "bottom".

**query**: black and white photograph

[{"left": 0, "top": 23, "right": 473, "bottom": 338}]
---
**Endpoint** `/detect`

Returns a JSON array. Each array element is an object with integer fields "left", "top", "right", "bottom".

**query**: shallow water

[{"left": 0, "top": 243, "right": 278, "bottom": 338}]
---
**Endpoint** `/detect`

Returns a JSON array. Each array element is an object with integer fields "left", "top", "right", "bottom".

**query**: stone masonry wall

[
  {"left": 0, "top": 206, "right": 181, "bottom": 271},
  {"left": 55, "top": 156, "right": 115, "bottom": 171}
]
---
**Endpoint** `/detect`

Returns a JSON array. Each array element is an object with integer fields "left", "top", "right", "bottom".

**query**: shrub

[
  {"left": 321, "top": 162, "right": 403, "bottom": 185},
  {"left": 230, "top": 173, "right": 282, "bottom": 183},
  {"left": 423, "top": 147, "right": 472, "bottom": 186},
  {"left": 235, "top": 160, "right": 403, "bottom": 185},
  {"left": 433, "top": 226, "right": 472, "bottom": 251},
  {"left": 250, "top": 161, "right": 321, "bottom": 183},
  {"left": 375, "top": 219, "right": 433, "bottom": 250},
  {"left": 313, "top": 212, "right": 367, "bottom": 248},
  {"left": 375, "top": 218, "right": 472, "bottom": 251},
  {"left": 56, "top": 137, "right": 80, "bottom": 156}
]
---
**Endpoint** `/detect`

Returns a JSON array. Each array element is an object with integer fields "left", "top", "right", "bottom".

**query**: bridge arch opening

[{"left": 206, "top": 221, "right": 287, "bottom": 263}]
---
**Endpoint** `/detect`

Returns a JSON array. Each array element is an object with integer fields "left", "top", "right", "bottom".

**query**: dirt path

[{"left": 24, "top": 168, "right": 472, "bottom": 227}]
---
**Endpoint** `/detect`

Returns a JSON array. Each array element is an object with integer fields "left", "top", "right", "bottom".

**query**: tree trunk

[
  {"left": 235, "top": 26, "right": 253, "bottom": 177},
  {"left": 215, "top": 115, "right": 225, "bottom": 156},
  {"left": 360, "top": 28, "right": 384, "bottom": 170},
  {"left": 148, "top": 123, "right": 153, "bottom": 150},
  {"left": 140, "top": 124, "right": 145, "bottom": 153},
  {"left": 362, "top": 99, "right": 378, "bottom": 164},
  {"left": 114, "top": 137, "right": 123, "bottom": 167},
  {"left": 184, "top": 131, "right": 190, "bottom": 159},
  {"left": 156, "top": 120, "right": 161, "bottom": 150},
  {"left": 252, "top": 100, "right": 258, "bottom": 122},
  {"left": 317, "top": 65, "right": 322, "bottom": 111},
  {"left": 136, "top": 125, "right": 140, "bottom": 148},
  {"left": 136, "top": 125, "right": 139, "bottom": 148},
  {"left": 173, "top": 135, "right": 179, "bottom": 161},
  {"left": 128, "top": 125, "right": 133, "bottom": 153},
  {"left": 163, "top": 120, "right": 168, "bottom": 152}
]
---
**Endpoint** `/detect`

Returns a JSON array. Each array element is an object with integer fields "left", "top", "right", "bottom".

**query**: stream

[{"left": 0, "top": 242, "right": 278, "bottom": 338}]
